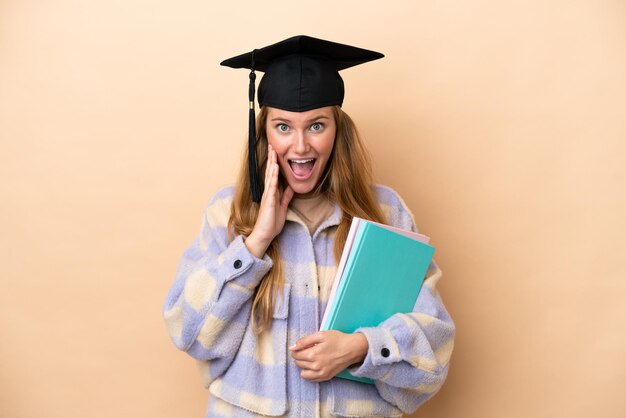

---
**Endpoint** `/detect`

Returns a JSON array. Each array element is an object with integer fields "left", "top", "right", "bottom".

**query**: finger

[
  {"left": 300, "top": 369, "right": 328, "bottom": 382},
  {"left": 269, "top": 145, "right": 276, "bottom": 171},
  {"left": 269, "top": 161, "right": 279, "bottom": 196},
  {"left": 280, "top": 186, "right": 294, "bottom": 212},
  {"left": 263, "top": 163, "right": 278, "bottom": 203},
  {"left": 290, "top": 332, "right": 325, "bottom": 352},
  {"left": 294, "top": 359, "right": 316, "bottom": 370},
  {"left": 290, "top": 347, "right": 315, "bottom": 361},
  {"left": 264, "top": 146, "right": 274, "bottom": 189}
]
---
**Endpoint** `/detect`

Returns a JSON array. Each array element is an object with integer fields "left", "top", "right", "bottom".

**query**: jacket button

[
  {"left": 233, "top": 259, "right": 242, "bottom": 269},
  {"left": 381, "top": 347, "right": 390, "bottom": 358}
]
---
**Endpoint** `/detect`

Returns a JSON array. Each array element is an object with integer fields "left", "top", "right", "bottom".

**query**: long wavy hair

[{"left": 228, "top": 105, "right": 386, "bottom": 334}]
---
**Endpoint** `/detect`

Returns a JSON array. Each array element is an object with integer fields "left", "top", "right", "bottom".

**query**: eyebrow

[{"left": 270, "top": 115, "right": 331, "bottom": 123}]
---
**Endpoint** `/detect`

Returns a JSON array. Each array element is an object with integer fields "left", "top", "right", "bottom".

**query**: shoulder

[
  {"left": 207, "top": 184, "right": 236, "bottom": 205},
  {"left": 371, "top": 184, "right": 407, "bottom": 208},
  {"left": 371, "top": 184, "right": 417, "bottom": 232},
  {"left": 203, "top": 184, "right": 236, "bottom": 228}
]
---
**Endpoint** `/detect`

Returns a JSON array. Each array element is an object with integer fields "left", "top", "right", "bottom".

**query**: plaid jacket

[{"left": 163, "top": 185, "right": 455, "bottom": 417}]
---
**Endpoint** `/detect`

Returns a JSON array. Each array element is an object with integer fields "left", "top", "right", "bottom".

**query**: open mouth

[{"left": 288, "top": 158, "right": 316, "bottom": 179}]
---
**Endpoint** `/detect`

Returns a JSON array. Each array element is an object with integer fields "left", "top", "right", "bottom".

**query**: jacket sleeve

[
  {"left": 162, "top": 191, "right": 272, "bottom": 376},
  {"left": 348, "top": 188, "right": 455, "bottom": 413}
]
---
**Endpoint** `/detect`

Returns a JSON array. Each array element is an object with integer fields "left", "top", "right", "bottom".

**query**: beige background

[{"left": 1, "top": 0, "right": 625, "bottom": 417}]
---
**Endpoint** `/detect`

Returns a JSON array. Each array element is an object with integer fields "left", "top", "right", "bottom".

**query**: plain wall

[{"left": 1, "top": 1, "right": 625, "bottom": 417}]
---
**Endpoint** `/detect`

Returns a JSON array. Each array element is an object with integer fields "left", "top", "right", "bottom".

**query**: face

[{"left": 265, "top": 106, "right": 336, "bottom": 197}]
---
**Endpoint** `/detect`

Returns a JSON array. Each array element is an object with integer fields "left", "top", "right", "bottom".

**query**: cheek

[
  {"left": 266, "top": 133, "right": 286, "bottom": 156},
  {"left": 320, "top": 132, "right": 336, "bottom": 158}
]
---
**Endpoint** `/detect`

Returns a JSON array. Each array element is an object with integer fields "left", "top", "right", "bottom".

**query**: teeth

[{"left": 290, "top": 159, "right": 314, "bottom": 164}]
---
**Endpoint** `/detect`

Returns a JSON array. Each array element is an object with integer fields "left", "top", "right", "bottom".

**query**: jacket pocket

[
  {"left": 330, "top": 377, "right": 402, "bottom": 417},
  {"left": 208, "top": 283, "right": 291, "bottom": 416}
]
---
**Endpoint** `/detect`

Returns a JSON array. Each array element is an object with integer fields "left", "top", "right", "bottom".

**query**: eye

[
  {"left": 310, "top": 122, "right": 324, "bottom": 132},
  {"left": 277, "top": 123, "right": 289, "bottom": 133}
]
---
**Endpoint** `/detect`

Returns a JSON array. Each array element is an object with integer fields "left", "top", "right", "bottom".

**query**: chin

[
  {"left": 287, "top": 179, "right": 318, "bottom": 196},
  {"left": 291, "top": 185, "right": 315, "bottom": 195}
]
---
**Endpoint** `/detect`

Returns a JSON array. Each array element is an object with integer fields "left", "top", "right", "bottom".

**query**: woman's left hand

[{"left": 289, "top": 331, "right": 369, "bottom": 382}]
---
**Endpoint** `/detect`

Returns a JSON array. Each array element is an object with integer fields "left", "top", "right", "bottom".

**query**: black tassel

[{"left": 248, "top": 50, "right": 262, "bottom": 203}]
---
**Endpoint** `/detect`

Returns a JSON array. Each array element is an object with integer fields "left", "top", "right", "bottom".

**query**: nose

[{"left": 293, "top": 130, "right": 310, "bottom": 154}]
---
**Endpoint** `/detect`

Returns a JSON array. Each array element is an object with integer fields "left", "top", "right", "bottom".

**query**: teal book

[{"left": 320, "top": 218, "right": 435, "bottom": 384}]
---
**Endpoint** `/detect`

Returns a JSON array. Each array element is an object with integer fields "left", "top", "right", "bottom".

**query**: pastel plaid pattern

[{"left": 164, "top": 185, "right": 455, "bottom": 417}]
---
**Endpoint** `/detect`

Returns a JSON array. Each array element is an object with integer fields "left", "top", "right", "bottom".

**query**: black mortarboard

[{"left": 220, "top": 35, "right": 384, "bottom": 202}]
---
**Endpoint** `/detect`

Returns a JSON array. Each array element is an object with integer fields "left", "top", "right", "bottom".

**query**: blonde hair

[{"left": 228, "top": 106, "right": 385, "bottom": 333}]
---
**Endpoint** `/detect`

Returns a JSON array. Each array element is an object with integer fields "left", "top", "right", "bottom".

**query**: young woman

[{"left": 163, "top": 35, "right": 455, "bottom": 417}]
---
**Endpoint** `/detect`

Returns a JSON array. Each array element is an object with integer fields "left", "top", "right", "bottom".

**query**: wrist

[
  {"left": 245, "top": 231, "right": 272, "bottom": 259},
  {"left": 350, "top": 332, "right": 369, "bottom": 364}
]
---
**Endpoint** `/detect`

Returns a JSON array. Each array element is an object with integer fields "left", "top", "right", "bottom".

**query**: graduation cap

[{"left": 221, "top": 35, "right": 384, "bottom": 202}]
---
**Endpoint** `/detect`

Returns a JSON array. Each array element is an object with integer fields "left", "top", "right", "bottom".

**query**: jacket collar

[{"left": 286, "top": 202, "right": 343, "bottom": 239}]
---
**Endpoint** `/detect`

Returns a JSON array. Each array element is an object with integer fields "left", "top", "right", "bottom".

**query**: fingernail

[{"left": 288, "top": 344, "right": 296, "bottom": 350}]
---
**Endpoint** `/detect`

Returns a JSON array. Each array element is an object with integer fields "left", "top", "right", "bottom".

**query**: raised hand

[
  {"left": 289, "top": 330, "right": 369, "bottom": 382},
  {"left": 244, "top": 144, "right": 294, "bottom": 258}
]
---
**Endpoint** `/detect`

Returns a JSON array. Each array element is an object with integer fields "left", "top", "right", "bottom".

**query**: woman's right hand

[{"left": 245, "top": 144, "right": 294, "bottom": 258}]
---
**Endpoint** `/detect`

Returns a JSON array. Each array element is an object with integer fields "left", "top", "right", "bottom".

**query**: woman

[{"left": 163, "top": 35, "right": 455, "bottom": 417}]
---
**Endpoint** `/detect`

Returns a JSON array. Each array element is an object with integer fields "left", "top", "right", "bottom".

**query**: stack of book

[{"left": 320, "top": 217, "right": 435, "bottom": 383}]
